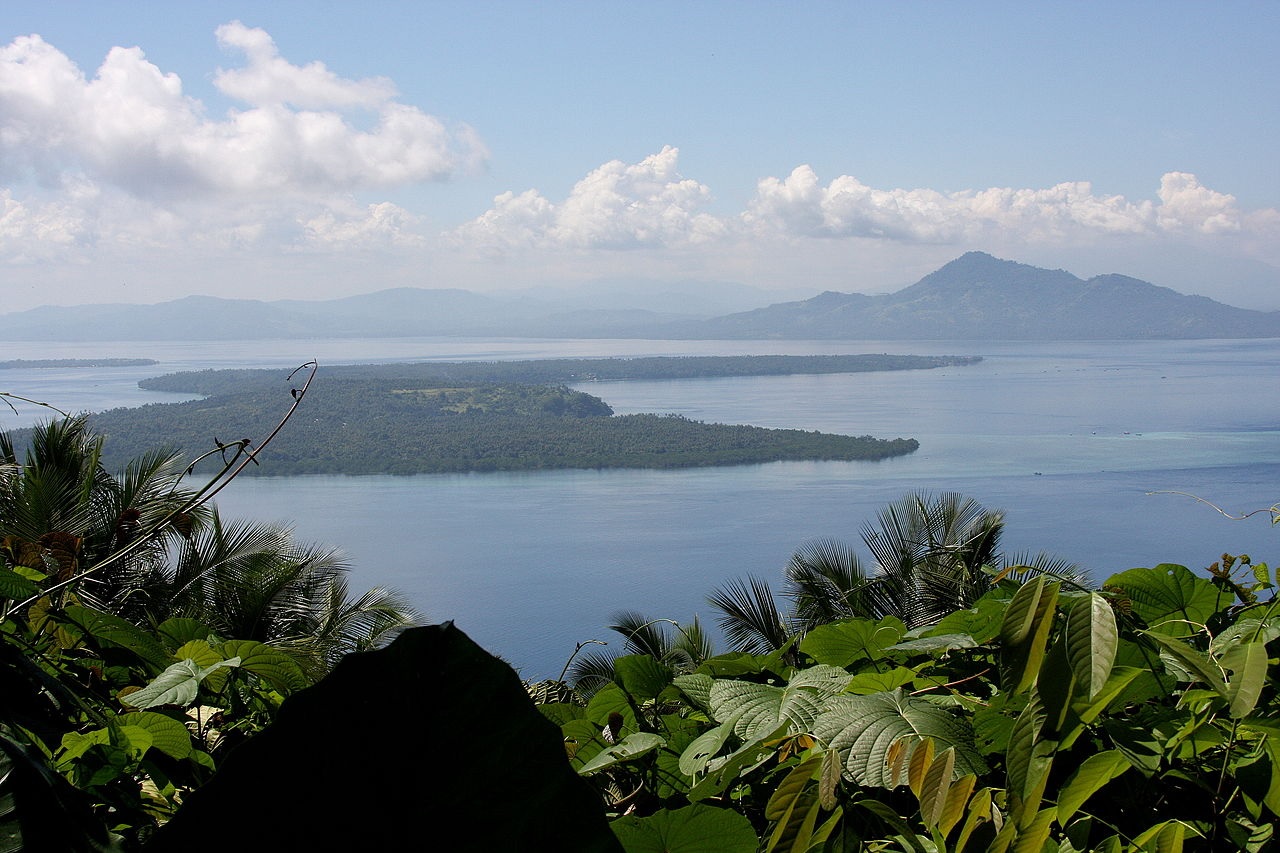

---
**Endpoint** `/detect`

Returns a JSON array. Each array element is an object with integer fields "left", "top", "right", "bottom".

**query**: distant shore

[{"left": 0, "top": 358, "right": 159, "bottom": 370}]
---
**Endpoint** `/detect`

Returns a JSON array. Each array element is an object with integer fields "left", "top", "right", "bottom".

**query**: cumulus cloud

[
  {"left": 741, "top": 167, "right": 1279, "bottom": 248},
  {"left": 0, "top": 24, "right": 490, "bottom": 267},
  {"left": 0, "top": 29, "right": 485, "bottom": 200},
  {"left": 212, "top": 21, "right": 397, "bottom": 110},
  {"left": 451, "top": 146, "right": 726, "bottom": 251}
]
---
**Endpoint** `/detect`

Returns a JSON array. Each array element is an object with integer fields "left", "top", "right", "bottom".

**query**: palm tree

[
  {"left": 0, "top": 416, "right": 202, "bottom": 618},
  {"left": 709, "top": 490, "right": 1081, "bottom": 654},
  {"left": 1, "top": 417, "right": 420, "bottom": 679},
  {"left": 861, "top": 491, "right": 1004, "bottom": 627},
  {"left": 566, "top": 610, "right": 714, "bottom": 696},
  {"left": 158, "top": 511, "right": 421, "bottom": 680}
]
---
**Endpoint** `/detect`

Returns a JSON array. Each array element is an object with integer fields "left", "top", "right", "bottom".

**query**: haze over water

[{"left": 4, "top": 337, "right": 1279, "bottom": 679}]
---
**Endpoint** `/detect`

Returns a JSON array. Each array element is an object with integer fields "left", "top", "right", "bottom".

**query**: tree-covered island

[{"left": 82, "top": 354, "right": 979, "bottom": 475}]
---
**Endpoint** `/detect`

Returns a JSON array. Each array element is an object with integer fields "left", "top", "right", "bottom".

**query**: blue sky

[{"left": 3, "top": 1, "right": 1278, "bottom": 312}]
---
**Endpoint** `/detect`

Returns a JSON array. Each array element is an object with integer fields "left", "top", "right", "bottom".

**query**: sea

[{"left": 3, "top": 336, "right": 1279, "bottom": 680}]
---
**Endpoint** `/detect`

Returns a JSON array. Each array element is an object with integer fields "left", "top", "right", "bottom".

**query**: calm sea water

[{"left": 3, "top": 337, "right": 1279, "bottom": 679}]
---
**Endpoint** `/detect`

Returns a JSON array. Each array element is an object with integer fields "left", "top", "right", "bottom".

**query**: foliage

[
  {"left": 0, "top": 371, "right": 421, "bottom": 849},
  {"left": 534, "top": 547, "right": 1280, "bottom": 852}
]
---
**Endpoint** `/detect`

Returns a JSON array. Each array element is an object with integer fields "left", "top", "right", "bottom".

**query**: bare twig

[
  {"left": 1146, "top": 490, "right": 1279, "bottom": 522},
  {"left": 11, "top": 361, "right": 319, "bottom": 611}
]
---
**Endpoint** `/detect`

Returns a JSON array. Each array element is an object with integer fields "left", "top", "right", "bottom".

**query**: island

[
  {"left": 80, "top": 354, "right": 980, "bottom": 475},
  {"left": 0, "top": 358, "right": 159, "bottom": 369}
]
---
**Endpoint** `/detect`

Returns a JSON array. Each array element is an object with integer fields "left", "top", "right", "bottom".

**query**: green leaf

[
  {"left": 218, "top": 640, "right": 309, "bottom": 693},
  {"left": 889, "top": 633, "right": 979, "bottom": 654},
  {"left": 1104, "top": 564, "right": 1227, "bottom": 638},
  {"left": 156, "top": 617, "right": 212, "bottom": 651},
  {"left": 1005, "top": 696, "right": 1052, "bottom": 810},
  {"left": 999, "top": 577, "right": 1060, "bottom": 695},
  {"left": 846, "top": 666, "right": 919, "bottom": 695},
  {"left": 1056, "top": 749, "right": 1129, "bottom": 823},
  {"left": 125, "top": 657, "right": 241, "bottom": 709},
  {"left": 1140, "top": 631, "right": 1226, "bottom": 695},
  {"left": 0, "top": 567, "right": 40, "bottom": 601},
  {"left": 927, "top": 593, "right": 1010, "bottom": 644},
  {"left": 1065, "top": 593, "right": 1117, "bottom": 700},
  {"left": 611, "top": 804, "right": 758, "bottom": 853},
  {"left": 813, "top": 689, "right": 987, "bottom": 788},
  {"left": 576, "top": 732, "right": 665, "bottom": 776},
  {"left": 1131, "top": 819, "right": 1187, "bottom": 852},
  {"left": 686, "top": 723, "right": 788, "bottom": 801},
  {"left": 614, "top": 654, "right": 673, "bottom": 701},
  {"left": 764, "top": 757, "right": 825, "bottom": 853},
  {"left": 173, "top": 639, "right": 223, "bottom": 668},
  {"left": 62, "top": 605, "right": 171, "bottom": 670},
  {"left": 673, "top": 673, "right": 713, "bottom": 711},
  {"left": 585, "top": 683, "right": 638, "bottom": 733},
  {"left": 799, "top": 616, "right": 905, "bottom": 667},
  {"left": 679, "top": 718, "right": 738, "bottom": 776},
  {"left": 1221, "top": 641, "right": 1269, "bottom": 719},
  {"left": 708, "top": 665, "right": 851, "bottom": 744},
  {"left": 114, "top": 711, "right": 193, "bottom": 760}
]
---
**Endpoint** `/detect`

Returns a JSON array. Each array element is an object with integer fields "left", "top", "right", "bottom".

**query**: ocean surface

[{"left": 3, "top": 337, "right": 1279, "bottom": 680}]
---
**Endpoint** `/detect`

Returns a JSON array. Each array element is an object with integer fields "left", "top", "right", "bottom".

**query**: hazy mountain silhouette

[
  {"left": 678, "top": 252, "right": 1280, "bottom": 339},
  {"left": 2, "top": 253, "right": 1276, "bottom": 340}
]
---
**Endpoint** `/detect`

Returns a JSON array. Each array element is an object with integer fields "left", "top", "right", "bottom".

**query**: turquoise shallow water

[{"left": 4, "top": 337, "right": 1279, "bottom": 679}]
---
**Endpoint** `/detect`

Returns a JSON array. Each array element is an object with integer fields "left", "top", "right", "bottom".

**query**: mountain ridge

[{"left": 3, "top": 252, "right": 1276, "bottom": 341}]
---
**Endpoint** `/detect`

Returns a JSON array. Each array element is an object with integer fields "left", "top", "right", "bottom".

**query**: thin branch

[
  {"left": 1146, "top": 490, "right": 1279, "bottom": 522},
  {"left": 11, "top": 361, "right": 318, "bottom": 611},
  {"left": 0, "top": 392, "right": 71, "bottom": 419}
]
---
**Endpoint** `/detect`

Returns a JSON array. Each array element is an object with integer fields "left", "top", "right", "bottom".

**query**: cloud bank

[
  {"left": 0, "top": 24, "right": 1277, "bottom": 309},
  {"left": 0, "top": 23, "right": 484, "bottom": 259}
]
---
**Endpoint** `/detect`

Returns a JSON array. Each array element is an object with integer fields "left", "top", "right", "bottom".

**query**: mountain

[
  {"left": 2, "top": 253, "right": 1276, "bottom": 341},
  {"left": 681, "top": 252, "right": 1280, "bottom": 340}
]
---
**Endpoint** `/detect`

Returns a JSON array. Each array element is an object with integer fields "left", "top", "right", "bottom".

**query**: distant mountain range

[{"left": 4, "top": 252, "right": 1278, "bottom": 341}]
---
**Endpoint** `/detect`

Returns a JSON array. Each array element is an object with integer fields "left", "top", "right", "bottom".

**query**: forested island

[
  {"left": 78, "top": 354, "right": 978, "bottom": 474},
  {"left": 0, "top": 357, "right": 158, "bottom": 369}
]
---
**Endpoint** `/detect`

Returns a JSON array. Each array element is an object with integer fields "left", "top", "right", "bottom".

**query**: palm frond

[{"left": 707, "top": 575, "right": 790, "bottom": 655}]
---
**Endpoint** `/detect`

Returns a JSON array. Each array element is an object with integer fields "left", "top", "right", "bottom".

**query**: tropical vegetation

[{"left": 0, "top": 376, "right": 422, "bottom": 850}]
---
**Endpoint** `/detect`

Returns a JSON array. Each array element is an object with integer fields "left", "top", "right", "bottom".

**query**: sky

[{"left": 2, "top": 1, "right": 1279, "bottom": 314}]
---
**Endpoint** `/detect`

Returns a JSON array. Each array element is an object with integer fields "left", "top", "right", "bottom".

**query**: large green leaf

[
  {"left": 1055, "top": 749, "right": 1129, "bottom": 823},
  {"left": 999, "top": 577, "right": 1059, "bottom": 695},
  {"left": 577, "top": 732, "right": 666, "bottom": 776},
  {"left": 1140, "top": 631, "right": 1226, "bottom": 695},
  {"left": 799, "top": 616, "right": 905, "bottom": 667},
  {"left": 672, "top": 673, "right": 713, "bottom": 711},
  {"left": 0, "top": 567, "right": 40, "bottom": 601},
  {"left": 679, "top": 718, "right": 739, "bottom": 776},
  {"left": 614, "top": 654, "right": 673, "bottom": 701},
  {"left": 114, "top": 711, "right": 193, "bottom": 760},
  {"left": 611, "top": 804, "right": 758, "bottom": 853},
  {"left": 125, "top": 657, "right": 241, "bottom": 709},
  {"left": 1104, "top": 564, "right": 1228, "bottom": 638},
  {"left": 62, "top": 605, "right": 171, "bottom": 670},
  {"left": 708, "top": 665, "right": 851, "bottom": 743},
  {"left": 1065, "top": 593, "right": 1117, "bottom": 700},
  {"left": 218, "top": 640, "right": 309, "bottom": 693},
  {"left": 813, "top": 689, "right": 987, "bottom": 788},
  {"left": 925, "top": 593, "right": 1010, "bottom": 644},
  {"left": 1220, "top": 641, "right": 1269, "bottom": 719},
  {"left": 156, "top": 617, "right": 212, "bottom": 651}
]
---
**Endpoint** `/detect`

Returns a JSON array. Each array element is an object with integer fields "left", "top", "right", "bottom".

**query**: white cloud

[
  {"left": 0, "top": 25, "right": 489, "bottom": 267},
  {"left": 302, "top": 201, "right": 424, "bottom": 249},
  {"left": 0, "top": 28, "right": 482, "bottom": 197},
  {"left": 451, "top": 146, "right": 726, "bottom": 251},
  {"left": 741, "top": 167, "right": 1280, "bottom": 249},
  {"left": 213, "top": 21, "right": 397, "bottom": 110}
]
